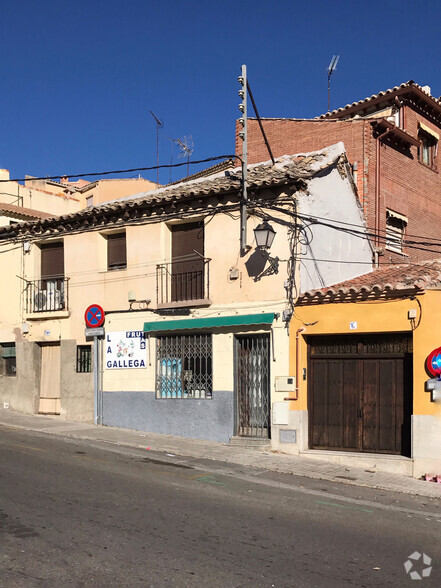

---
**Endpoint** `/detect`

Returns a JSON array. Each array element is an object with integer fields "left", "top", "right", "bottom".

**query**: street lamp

[
  {"left": 253, "top": 220, "right": 276, "bottom": 250},
  {"left": 253, "top": 220, "right": 279, "bottom": 281}
]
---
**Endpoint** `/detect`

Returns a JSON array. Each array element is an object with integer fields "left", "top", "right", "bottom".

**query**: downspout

[
  {"left": 375, "top": 125, "right": 392, "bottom": 265},
  {"left": 293, "top": 327, "right": 305, "bottom": 401}
]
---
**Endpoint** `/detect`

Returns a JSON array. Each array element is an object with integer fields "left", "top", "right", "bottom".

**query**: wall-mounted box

[{"left": 275, "top": 376, "right": 296, "bottom": 392}]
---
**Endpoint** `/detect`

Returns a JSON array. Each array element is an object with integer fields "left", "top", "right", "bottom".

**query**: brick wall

[{"left": 241, "top": 114, "right": 441, "bottom": 264}]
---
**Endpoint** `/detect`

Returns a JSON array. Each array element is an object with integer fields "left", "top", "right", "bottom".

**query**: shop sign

[
  {"left": 426, "top": 346, "right": 441, "bottom": 377},
  {"left": 106, "top": 331, "right": 146, "bottom": 369}
]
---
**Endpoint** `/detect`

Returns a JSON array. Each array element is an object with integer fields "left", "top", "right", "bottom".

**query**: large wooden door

[
  {"left": 309, "top": 335, "right": 412, "bottom": 456},
  {"left": 39, "top": 344, "right": 61, "bottom": 414}
]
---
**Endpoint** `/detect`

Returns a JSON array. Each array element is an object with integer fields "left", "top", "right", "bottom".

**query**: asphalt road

[{"left": 0, "top": 425, "right": 440, "bottom": 587}]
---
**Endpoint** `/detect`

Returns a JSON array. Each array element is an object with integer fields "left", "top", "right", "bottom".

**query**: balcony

[
  {"left": 156, "top": 257, "right": 211, "bottom": 308},
  {"left": 25, "top": 277, "right": 69, "bottom": 314}
]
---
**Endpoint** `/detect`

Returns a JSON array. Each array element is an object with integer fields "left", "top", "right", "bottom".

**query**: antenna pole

[
  {"left": 238, "top": 65, "right": 248, "bottom": 256},
  {"left": 150, "top": 110, "right": 163, "bottom": 185},
  {"left": 327, "top": 55, "right": 340, "bottom": 113}
]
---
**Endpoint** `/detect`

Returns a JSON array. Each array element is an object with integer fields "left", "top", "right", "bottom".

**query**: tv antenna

[
  {"left": 327, "top": 55, "right": 340, "bottom": 112},
  {"left": 150, "top": 110, "right": 163, "bottom": 184},
  {"left": 170, "top": 136, "right": 194, "bottom": 176}
]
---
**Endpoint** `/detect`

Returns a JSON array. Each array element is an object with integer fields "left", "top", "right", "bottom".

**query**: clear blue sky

[{"left": 1, "top": 0, "right": 440, "bottom": 185}]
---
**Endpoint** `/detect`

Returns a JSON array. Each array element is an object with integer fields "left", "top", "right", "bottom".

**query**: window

[
  {"left": 386, "top": 210, "right": 407, "bottom": 253},
  {"left": 171, "top": 222, "right": 204, "bottom": 302},
  {"left": 76, "top": 345, "right": 92, "bottom": 373},
  {"left": 418, "top": 125, "right": 438, "bottom": 168},
  {"left": 107, "top": 232, "right": 127, "bottom": 270},
  {"left": 41, "top": 241, "right": 64, "bottom": 279},
  {"left": 86, "top": 195, "right": 94, "bottom": 208},
  {"left": 1, "top": 343, "right": 16, "bottom": 377},
  {"left": 156, "top": 334, "right": 212, "bottom": 399}
]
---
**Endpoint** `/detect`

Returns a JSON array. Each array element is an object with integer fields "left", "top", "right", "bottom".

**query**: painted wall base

[
  {"left": 271, "top": 405, "right": 308, "bottom": 454},
  {"left": 412, "top": 414, "right": 441, "bottom": 478},
  {"left": 102, "top": 390, "right": 234, "bottom": 443}
]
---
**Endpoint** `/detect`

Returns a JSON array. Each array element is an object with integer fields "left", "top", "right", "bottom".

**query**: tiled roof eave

[{"left": 296, "top": 286, "right": 425, "bottom": 306}]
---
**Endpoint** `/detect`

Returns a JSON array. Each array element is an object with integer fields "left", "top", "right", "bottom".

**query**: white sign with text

[{"left": 105, "top": 331, "right": 147, "bottom": 369}]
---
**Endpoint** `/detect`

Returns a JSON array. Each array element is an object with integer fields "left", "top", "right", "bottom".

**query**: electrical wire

[{"left": 0, "top": 155, "right": 240, "bottom": 184}]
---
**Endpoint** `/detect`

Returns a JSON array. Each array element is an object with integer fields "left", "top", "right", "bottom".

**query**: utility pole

[{"left": 238, "top": 64, "right": 248, "bottom": 256}]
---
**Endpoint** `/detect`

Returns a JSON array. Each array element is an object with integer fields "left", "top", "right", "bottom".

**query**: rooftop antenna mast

[
  {"left": 327, "top": 55, "right": 340, "bottom": 113},
  {"left": 150, "top": 110, "right": 163, "bottom": 184},
  {"left": 172, "top": 136, "right": 194, "bottom": 176}
]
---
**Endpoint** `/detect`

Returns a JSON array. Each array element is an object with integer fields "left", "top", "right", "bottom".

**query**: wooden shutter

[
  {"left": 171, "top": 222, "right": 204, "bottom": 260},
  {"left": 107, "top": 232, "right": 127, "bottom": 269},
  {"left": 41, "top": 242, "right": 64, "bottom": 279},
  {"left": 171, "top": 222, "right": 204, "bottom": 301}
]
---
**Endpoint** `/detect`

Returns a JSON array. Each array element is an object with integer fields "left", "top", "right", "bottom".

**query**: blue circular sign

[{"left": 85, "top": 304, "right": 105, "bottom": 328}]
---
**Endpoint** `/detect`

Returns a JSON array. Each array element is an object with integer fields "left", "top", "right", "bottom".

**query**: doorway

[
  {"left": 235, "top": 334, "right": 270, "bottom": 438},
  {"left": 39, "top": 343, "right": 61, "bottom": 414}
]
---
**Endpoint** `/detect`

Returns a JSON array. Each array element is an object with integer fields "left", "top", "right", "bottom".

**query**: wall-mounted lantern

[
  {"left": 254, "top": 220, "right": 276, "bottom": 250},
  {"left": 253, "top": 220, "right": 279, "bottom": 281}
]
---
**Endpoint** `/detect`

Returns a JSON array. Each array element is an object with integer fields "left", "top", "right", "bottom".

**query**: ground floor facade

[
  {"left": 276, "top": 290, "right": 441, "bottom": 478},
  {"left": 0, "top": 303, "right": 292, "bottom": 445}
]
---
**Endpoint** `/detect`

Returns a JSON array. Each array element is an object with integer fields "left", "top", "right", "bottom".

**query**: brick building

[{"left": 238, "top": 81, "right": 441, "bottom": 265}]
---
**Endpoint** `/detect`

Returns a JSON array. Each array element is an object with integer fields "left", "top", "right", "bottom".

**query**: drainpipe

[
  {"left": 293, "top": 327, "right": 305, "bottom": 401},
  {"left": 375, "top": 125, "right": 392, "bottom": 258}
]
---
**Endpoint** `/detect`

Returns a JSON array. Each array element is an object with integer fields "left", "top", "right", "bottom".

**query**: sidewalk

[{"left": 1, "top": 407, "right": 441, "bottom": 499}]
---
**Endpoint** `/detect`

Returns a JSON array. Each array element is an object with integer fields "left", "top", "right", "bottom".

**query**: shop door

[
  {"left": 39, "top": 344, "right": 61, "bottom": 414},
  {"left": 309, "top": 335, "right": 412, "bottom": 456},
  {"left": 235, "top": 334, "right": 270, "bottom": 438}
]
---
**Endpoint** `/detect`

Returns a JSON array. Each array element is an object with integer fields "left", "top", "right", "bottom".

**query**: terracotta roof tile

[
  {"left": 297, "top": 258, "right": 441, "bottom": 305},
  {"left": 316, "top": 80, "right": 441, "bottom": 119},
  {"left": 0, "top": 202, "right": 54, "bottom": 220}
]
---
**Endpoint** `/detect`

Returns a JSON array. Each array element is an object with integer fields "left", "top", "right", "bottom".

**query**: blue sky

[{"left": 1, "top": 0, "right": 440, "bottom": 185}]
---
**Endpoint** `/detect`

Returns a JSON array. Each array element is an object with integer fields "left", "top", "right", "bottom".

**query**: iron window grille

[
  {"left": 156, "top": 334, "right": 212, "bottom": 399},
  {"left": 1, "top": 343, "right": 16, "bottom": 377},
  {"left": 76, "top": 345, "right": 92, "bottom": 373}
]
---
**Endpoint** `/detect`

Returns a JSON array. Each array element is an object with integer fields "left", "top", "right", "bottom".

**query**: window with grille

[
  {"left": 76, "top": 345, "right": 92, "bottom": 373},
  {"left": 386, "top": 210, "right": 407, "bottom": 253},
  {"left": 156, "top": 334, "right": 212, "bottom": 399},
  {"left": 1, "top": 343, "right": 16, "bottom": 377},
  {"left": 107, "top": 232, "right": 127, "bottom": 270}
]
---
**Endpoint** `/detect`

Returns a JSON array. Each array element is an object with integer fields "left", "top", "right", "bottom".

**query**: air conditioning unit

[{"left": 34, "top": 291, "right": 47, "bottom": 311}]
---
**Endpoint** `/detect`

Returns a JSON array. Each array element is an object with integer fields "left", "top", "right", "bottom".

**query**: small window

[
  {"left": 418, "top": 129, "right": 437, "bottom": 168},
  {"left": 107, "top": 232, "right": 127, "bottom": 270},
  {"left": 386, "top": 210, "right": 407, "bottom": 253},
  {"left": 156, "top": 334, "right": 212, "bottom": 399},
  {"left": 86, "top": 195, "right": 94, "bottom": 208},
  {"left": 76, "top": 345, "right": 92, "bottom": 373},
  {"left": 1, "top": 343, "right": 16, "bottom": 377}
]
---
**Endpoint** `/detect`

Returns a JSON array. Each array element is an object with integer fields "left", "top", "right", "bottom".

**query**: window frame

[
  {"left": 418, "top": 130, "right": 437, "bottom": 169},
  {"left": 76, "top": 345, "right": 92, "bottom": 373},
  {"left": 155, "top": 333, "right": 213, "bottom": 399},
  {"left": 385, "top": 210, "right": 407, "bottom": 254},
  {"left": 107, "top": 231, "right": 127, "bottom": 271},
  {"left": 1, "top": 343, "right": 17, "bottom": 377}
]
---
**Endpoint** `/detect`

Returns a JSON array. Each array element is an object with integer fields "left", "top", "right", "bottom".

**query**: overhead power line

[{"left": 0, "top": 155, "right": 239, "bottom": 184}]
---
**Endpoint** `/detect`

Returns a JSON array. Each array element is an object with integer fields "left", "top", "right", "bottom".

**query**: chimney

[
  {"left": 421, "top": 85, "right": 431, "bottom": 95},
  {"left": 60, "top": 175, "right": 69, "bottom": 184},
  {"left": 0, "top": 169, "right": 10, "bottom": 181}
]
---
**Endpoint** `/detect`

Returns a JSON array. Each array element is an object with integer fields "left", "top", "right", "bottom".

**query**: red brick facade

[{"left": 238, "top": 89, "right": 441, "bottom": 265}]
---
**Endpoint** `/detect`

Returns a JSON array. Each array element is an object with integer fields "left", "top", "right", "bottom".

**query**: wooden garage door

[{"left": 309, "top": 335, "right": 412, "bottom": 455}]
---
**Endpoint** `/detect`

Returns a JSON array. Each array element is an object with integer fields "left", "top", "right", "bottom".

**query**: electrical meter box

[{"left": 275, "top": 376, "right": 296, "bottom": 392}]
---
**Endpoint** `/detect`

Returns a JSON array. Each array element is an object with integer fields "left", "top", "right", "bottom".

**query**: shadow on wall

[{"left": 245, "top": 249, "right": 267, "bottom": 279}]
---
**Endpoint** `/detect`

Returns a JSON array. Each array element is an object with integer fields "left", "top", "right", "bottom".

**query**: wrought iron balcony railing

[
  {"left": 156, "top": 257, "right": 210, "bottom": 306},
  {"left": 25, "top": 277, "right": 69, "bottom": 313}
]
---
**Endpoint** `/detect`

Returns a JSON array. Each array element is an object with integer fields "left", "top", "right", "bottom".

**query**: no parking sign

[{"left": 85, "top": 304, "right": 105, "bottom": 328}]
